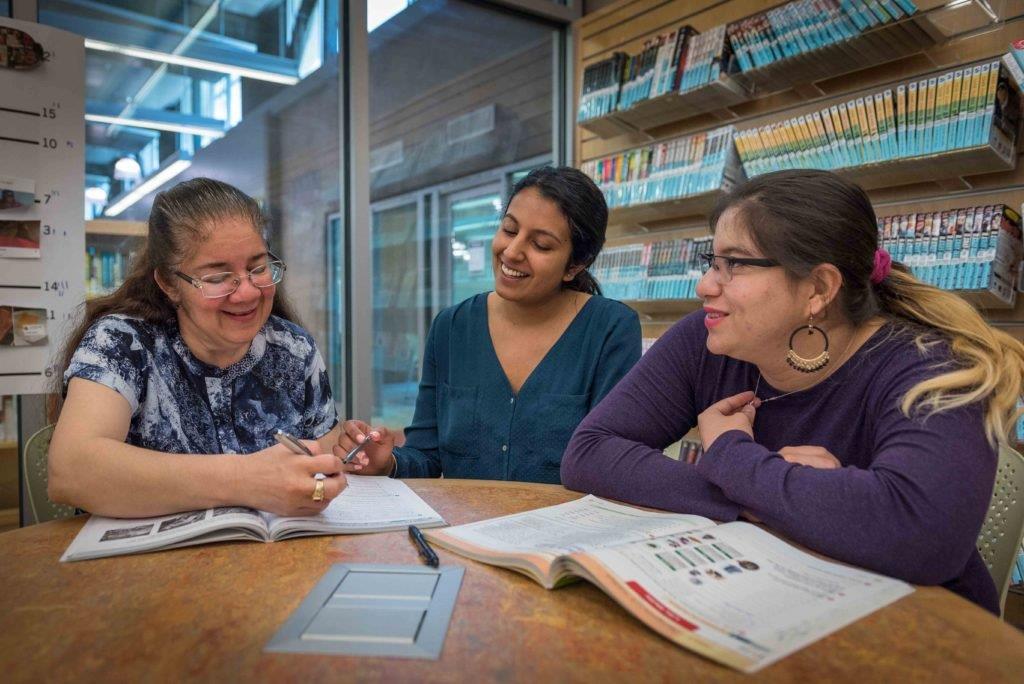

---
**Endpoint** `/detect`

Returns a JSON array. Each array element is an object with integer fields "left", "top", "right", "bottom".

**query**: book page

[
  {"left": 440, "top": 495, "right": 714, "bottom": 557},
  {"left": 60, "top": 506, "right": 267, "bottom": 562},
  {"left": 267, "top": 476, "right": 445, "bottom": 537},
  {"left": 582, "top": 522, "right": 913, "bottom": 673}
]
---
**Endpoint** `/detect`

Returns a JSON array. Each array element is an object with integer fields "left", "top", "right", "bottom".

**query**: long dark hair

[
  {"left": 507, "top": 166, "right": 607, "bottom": 295},
  {"left": 52, "top": 178, "right": 299, "bottom": 416},
  {"left": 710, "top": 168, "right": 1024, "bottom": 445}
]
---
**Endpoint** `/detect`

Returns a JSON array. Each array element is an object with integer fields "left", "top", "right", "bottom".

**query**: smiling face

[
  {"left": 695, "top": 206, "right": 815, "bottom": 365},
  {"left": 162, "top": 215, "right": 276, "bottom": 367},
  {"left": 492, "top": 187, "right": 579, "bottom": 306}
]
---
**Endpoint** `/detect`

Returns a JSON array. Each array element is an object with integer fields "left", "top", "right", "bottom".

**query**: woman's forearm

[{"left": 48, "top": 435, "right": 244, "bottom": 517}]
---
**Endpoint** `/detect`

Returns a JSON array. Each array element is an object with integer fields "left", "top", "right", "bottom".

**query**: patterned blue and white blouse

[{"left": 63, "top": 314, "right": 338, "bottom": 455}]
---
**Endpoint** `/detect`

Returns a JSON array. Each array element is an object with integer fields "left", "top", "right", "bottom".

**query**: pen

[
  {"left": 341, "top": 435, "right": 372, "bottom": 465},
  {"left": 274, "top": 429, "right": 313, "bottom": 456},
  {"left": 409, "top": 525, "right": 439, "bottom": 568},
  {"left": 274, "top": 429, "right": 325, "bottom": 480}
]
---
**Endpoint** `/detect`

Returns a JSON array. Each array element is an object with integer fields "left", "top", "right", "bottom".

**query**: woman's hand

[
  {"left": 242, "top": 440, "right": 347, "bottom": 516},
  {"left": 697, "top": 391, "right": 760, "bottom": 451},
  {"left": 777, "top": 445, "right": 841, "bottom": 469},
  {"left": 335, "top": 420, "right": 397, "bottom": 476}
]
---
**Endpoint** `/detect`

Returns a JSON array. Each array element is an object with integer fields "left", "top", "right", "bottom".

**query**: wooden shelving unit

[
  {"left": 729, "top": 8, "right": 949, "bottom": 96},
  {"left": 85, "top": 220, "right": 147, "bottom": 238},
  {"left": 607, "top": 189, "right": 727, "bottom": 231},
  {"left": 622, "top": 298, "right": 703, "bottom": 320},
  {"left": 607, "top": 141, "right": 1017, "bottom": 231},
  {"left": 576, "top": 0, "right": 994, "bottom": 142},
  {"left": 836, "top": 140, "right": 1018, "bottom": 192},
  {"left": 580, "top": 77, "right": 747, "bottom": 138}
]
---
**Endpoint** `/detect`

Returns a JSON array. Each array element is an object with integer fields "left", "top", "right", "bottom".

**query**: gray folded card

[{"left": 265, "top": 563, "right": 464, "bottom": 659}]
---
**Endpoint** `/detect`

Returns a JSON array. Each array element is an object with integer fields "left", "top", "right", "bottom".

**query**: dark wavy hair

[
  {"left": 51, "top": 178, "right": 298, "bottom": 417},
  {"left": 507, "top": 166, "right": 608, "bottom": 295}
]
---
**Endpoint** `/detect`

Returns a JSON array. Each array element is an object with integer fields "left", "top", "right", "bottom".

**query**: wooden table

[{"left": 2, "top": 479, "right": 1023, "bottom": 682}]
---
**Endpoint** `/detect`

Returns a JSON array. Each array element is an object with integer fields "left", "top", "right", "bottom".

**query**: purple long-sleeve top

[{"left": 562, "top": 311, "right": 1000, "bottom": 614}]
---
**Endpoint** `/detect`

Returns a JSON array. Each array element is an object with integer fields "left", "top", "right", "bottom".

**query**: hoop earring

[{"left": 786, "top": 315, "right": 830, "bottom": 373}]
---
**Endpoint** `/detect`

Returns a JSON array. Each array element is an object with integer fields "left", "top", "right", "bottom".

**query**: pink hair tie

[{"left": 870, "top": 248, "right": 892, "bottom": 285}]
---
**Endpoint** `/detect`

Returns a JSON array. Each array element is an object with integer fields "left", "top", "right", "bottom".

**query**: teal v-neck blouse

[{"left": 392, "top": 292, "right": 641, "bottom": 483}]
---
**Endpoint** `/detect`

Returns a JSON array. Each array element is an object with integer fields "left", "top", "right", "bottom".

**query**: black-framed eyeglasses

[
  {"left": 175, "top": 254, "right": 286, "bottom": 299},
  {"left": 698, "top": 252, "right": 778, "bottom": 283}
]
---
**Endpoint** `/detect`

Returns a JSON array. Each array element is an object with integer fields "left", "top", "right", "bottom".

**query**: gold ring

[{"left": 312, "top": 478, "right": 325, "bottom": 502}]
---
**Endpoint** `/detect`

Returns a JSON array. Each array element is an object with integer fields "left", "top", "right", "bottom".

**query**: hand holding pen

[
  {"left": 273, "top": 430, "right": 347, "bottom": 509},
  {"left": 335, "top": 419, "right": 397, "bottom": 476}
]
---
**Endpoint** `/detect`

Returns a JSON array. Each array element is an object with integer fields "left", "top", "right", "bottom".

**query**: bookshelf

[
  {"left": 578, "top": 0, "right": 996, "bottom": 141},
  {"left": 726, "top": 1, "right": 958, "bottom": 95},
  {"left": 838, "top": 141, "right": 1016, "bottom": 191},
  {"left": 580, "top": 76, "right": 747, "bottom": 139},
  {"left": 84, "top": 220, "right": 146, "bottom": 298},
  {"left": 576, "top": 0, "right": 1024, "bottom": 352},
  {"left": 607, "top": 189, "right": 728, "bottom": 229}
]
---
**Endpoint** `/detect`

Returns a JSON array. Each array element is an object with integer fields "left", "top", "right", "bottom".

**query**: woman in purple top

[{"left": 562, "top": 170, "right": 1024, "bottom": 614}]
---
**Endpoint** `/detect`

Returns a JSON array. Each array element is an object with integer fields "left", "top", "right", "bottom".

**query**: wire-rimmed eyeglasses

[
  {"left": 175, "top": 255, "right": 286, "bottom": 299},
  {"left": 698, "top": 252, "right": 778, "bottom": 283}
]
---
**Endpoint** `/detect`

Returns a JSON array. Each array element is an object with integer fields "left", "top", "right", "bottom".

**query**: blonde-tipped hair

[{"left": 882, "top": 266, "right": 1024, "bottom": 446}]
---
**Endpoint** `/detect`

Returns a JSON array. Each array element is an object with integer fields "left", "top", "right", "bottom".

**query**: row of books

[
  {"left": 735, "top": 61, "right": 1020, "bottom": 176},
  {"left": 877, "top": 204, "right": 1023, "bottom": 304},
  {"left": 85, "top": 247, "right": 133, "bottom": 298},
  {"left": 578, "top": 0, "right": 922, "bottom": 123},
  {"left": 578, "top": 52, "right": 627, "bottom": 122},
  {"left": 579, "top": 126, "right": 742, "bottom": 208},
  {"left": 579, "top": 24, "right": 732, "bottom": 121},
  {"left": 592, "top": 236, "right": 712, "bottom": 301},
  {"left": 615, "top": 27, "right": 691, "bottom": 112},
  {"left": 590, "top": 204, "right": 1022, "bottom": 305},
  {"left": 727, "top": 0, "right": 918, "bottom": 73}
]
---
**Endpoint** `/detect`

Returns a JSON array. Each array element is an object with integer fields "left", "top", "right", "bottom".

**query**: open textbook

[
  {"left": 425, "top": 495, "right": 913, "bottom": 673},
  {"left": 62, "top": 476, "right": 444, "bottom": 562}
]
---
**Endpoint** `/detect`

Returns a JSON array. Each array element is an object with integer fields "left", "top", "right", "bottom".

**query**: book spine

[
  {"left": 922, "top": 76, "right": 937, "bottom": 155},
  {"left": 967, "top": 64, "right": 986, "bottom": 147}
]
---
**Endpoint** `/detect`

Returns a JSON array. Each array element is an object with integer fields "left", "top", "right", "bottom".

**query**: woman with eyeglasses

[
  {"left": 561, "top": 169, "right": 1024, "bottom": 614},
  {"left": 48, "top": 178, "right": 356, "bottom": 518}
]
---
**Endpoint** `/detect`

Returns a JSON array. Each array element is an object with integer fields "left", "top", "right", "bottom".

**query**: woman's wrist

[{"left": 389, "top": 452, "right": 398, "bottom": 478}]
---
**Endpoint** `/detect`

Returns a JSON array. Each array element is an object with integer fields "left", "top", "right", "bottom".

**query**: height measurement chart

[{"left": 0, "top": 18, "right": 84, "bottom": 395}]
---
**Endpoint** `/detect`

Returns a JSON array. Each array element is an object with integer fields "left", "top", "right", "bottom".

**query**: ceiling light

[
  {"left": 106, "top": 156, "right": 192, "bottom": 217},
  {"left": 84, "top": 38, "right": 300, "bottom": 85},
  {"left": 86, "top": 113, "right": 225, "bottom": 138}
]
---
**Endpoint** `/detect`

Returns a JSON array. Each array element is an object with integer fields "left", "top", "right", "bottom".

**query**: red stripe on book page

[{"left": 626, "top": 580, "right": 698, "bottom": 631}]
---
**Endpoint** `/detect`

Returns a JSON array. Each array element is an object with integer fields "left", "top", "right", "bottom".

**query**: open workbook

[
  {"left": 424, "top": 495, "right": 913, "bottom": 673},
  {"left": 61, "top": 476, "right": 444, "bottom": 562}
]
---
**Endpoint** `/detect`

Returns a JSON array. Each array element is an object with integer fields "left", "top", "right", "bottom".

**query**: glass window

[
  {"left": 372, "top": 201, "right": 424, "bottom": 427},
  {"left": 443, "top": 187, "right": 502, "bottom": 306},
  {"left": 1, "top": 2, "right": 9, "bottom": 18},
  {"left": 367, "top": 0, "right": 556, "bottom": 427}
]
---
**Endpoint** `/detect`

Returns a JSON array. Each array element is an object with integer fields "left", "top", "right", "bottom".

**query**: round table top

[{"left": 1, "top": 479, "right": 1023, "bottom": 682}]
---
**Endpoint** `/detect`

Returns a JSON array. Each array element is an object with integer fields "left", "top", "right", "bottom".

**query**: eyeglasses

[
  {"left": 698, "top": 252, "right": 778, "bottom": 283},
  {"left": 175, "top": 256, "right": 286, "bottom": 299}
]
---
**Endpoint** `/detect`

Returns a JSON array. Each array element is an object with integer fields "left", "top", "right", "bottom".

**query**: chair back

[
  {"left": 22, "top": 424, "right": 75, "bottom": 524},
  {"left": 977, "top": 444, "right": 1024, "bottom": 616}
]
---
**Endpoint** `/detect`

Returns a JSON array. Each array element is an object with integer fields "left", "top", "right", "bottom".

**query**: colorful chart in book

[{"left": 0, "top": 17, "right": 85, "bottom": 395}]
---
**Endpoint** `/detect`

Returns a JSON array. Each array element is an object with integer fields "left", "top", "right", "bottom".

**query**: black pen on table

[{"left": 409, "top": 525, "right": 439, "bottom": 568}]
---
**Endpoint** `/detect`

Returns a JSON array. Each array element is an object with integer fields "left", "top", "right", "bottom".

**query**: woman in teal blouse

[{"left": 339, "top": 166, "right": 641, "bottom": 483}]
